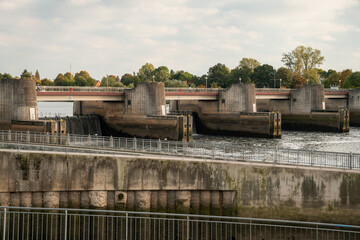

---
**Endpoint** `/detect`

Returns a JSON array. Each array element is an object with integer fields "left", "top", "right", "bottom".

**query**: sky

[{"left": 0, "top": 0, "right": 359, "bottom": 80}]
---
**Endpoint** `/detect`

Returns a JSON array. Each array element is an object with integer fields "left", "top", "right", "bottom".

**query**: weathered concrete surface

[{"left": 0, "top": 150, "right": 360, "bottom": 225}]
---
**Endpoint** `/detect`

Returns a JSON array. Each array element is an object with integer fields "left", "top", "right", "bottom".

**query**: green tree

[
  {"left": 276, "top": 67, "right": 293, "bottom": 88},
  {"left": 121, "top": 73, "right": 140, "bottom": 87},
  {"left": 21, "top": 69, "right": 32, "bottom": 79},
  {"left": 54, "top": 73, "right": 75, "bottom": 86},
  {"left": 343, "top": 72, "right": 360, "bottom": 88},
  {"left": 172, "top": 70, "right": 193, "bottom": 82},
  {"left": 100, "top": 75, "right": 124, "bottom": 87},
  {"left": 282, "top": 46, "right": 324, "bottom": 75},
  {"left": 303, "top": 68, "right": 321, "bottom": 84},
  {"left": 138, "top": 63, "right": 155, "bottom": 82},
  {"left": 0, "top": 73, "right": 12, "bottom": 80},
  {"left": 35, "top": 70, "right": 41, "bottom": 85},
  {"left": 322, "top": 70, "right": 340, "bottom": 88},
  {"left": 41, "top": 78, "right": 55, "bottom": 86},
  {"left": 239, "top": 58, "right": 260, "bottom": 72},
  {"left": 252, "top": 64, "right": 275, "bottom": 88},
  {"left": 154, "top": 66, "right": 170, "bottom": 82},
  {"left": 207, "top": 63, "right": 230, "bottom": 88},
  {"left": 228, "top": 66, "right": 253, "bottom": 86},
  {"left": 74, "top": 71, "right": 96, "bottom": 86},
  {"left": 165, "top": 79, "right": 188, "bottom": 87}
]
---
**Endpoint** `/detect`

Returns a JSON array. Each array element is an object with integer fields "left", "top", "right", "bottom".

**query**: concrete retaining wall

[{"left": 0, "top": 150, "right": 359, "bottom": 224}]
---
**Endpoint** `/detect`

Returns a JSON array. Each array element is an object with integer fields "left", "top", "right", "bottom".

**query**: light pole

[
  {"left": 239, "top": 77, "right": 242, "bottom": 84},
  {"left": 205, "top": 76, "right": 208, "bottom": 92},
  {"left": 279, "top": 78, "right": 282, "bottom": 88},
  {"left": 339, "top": 80, "right": 341, "bottom": 88},
  {"left": 107, "top": 74, "right": 109, "bottom": 87}
]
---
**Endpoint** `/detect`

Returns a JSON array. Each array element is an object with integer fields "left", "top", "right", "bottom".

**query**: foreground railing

[
  {"left": 0, "top": 207, "right": 359, "bottom": 240},
  {"left": 0, "top": 130, "right": 359, "bottom": 170}
]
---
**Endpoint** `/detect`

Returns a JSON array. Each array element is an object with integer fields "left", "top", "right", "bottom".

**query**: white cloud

[{"left": 0, "top": 0, "right": 359, "bottom": 79}]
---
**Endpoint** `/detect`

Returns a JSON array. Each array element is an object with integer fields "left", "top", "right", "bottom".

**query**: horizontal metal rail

[
  {"left": 0, "top": 206, "right": 359, "bottom": 240},
  {"left": 0, "top": 130, "right": 359, "bottom": 171}
]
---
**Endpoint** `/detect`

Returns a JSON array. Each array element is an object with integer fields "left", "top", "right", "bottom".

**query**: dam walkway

[
  {"left": 0, "top": 130, "right": 360, "bottom": 171},
  {"left": 1, "top": 206, "right": 359, "bottom": 240}
]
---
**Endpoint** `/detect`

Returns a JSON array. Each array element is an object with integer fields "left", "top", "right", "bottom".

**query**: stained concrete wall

[
  {"left": 0, "top": 150, "right": 359, "bottom": 224},
  {"left": 218, "top": 83, "right": 256, "bottom": 113},
  {"left": 124, "top": 82, "right": 166, "bottom": 116},
  {"left": 0, "top": 79, "right": 38, "bottom": 129}
]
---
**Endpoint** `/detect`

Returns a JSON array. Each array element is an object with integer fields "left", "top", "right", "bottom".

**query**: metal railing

[
  {"left": 1, "top": 206, "right": 359, "bottom": 240},
  {"left": 0, "top": 130, "right": 360, "bottom": 170},
  {"left": 36, "top": 86, "right": 221, "bottom": 93}
]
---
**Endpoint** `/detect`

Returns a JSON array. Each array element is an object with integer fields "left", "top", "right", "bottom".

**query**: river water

[{"left": 38, "top": 102, "right": 360, "bottom": 154}]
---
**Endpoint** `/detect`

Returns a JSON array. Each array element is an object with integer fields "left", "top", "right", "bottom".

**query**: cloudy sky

[{"left": 0, "top": 0, "right": 359, "bottom": 80}]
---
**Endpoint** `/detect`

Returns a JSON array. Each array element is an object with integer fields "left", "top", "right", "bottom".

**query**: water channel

[{"left": 38, "top": 102, "right": 360, "bottom": 154}]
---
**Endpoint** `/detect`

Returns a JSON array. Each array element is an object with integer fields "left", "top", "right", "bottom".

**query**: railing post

[
  {"left": 26, "top": 130, "right": 30, "bottom": 143},
  {"left": 109, "top": 136, "right": 114, "bottom": 148},
  {"left": 212, "top": 145, "right": 215, "bottom": 158},
  {"left": 46, "top": 132, "right": 50, "bottom": 145},
  {"left": 7, "top": 130, "right": 11, "bottom": 141},
  {"left": 64, "top": 210, "right": 68, "bottom": 240},
  {"left": 186, "top": 216, "right": 190, "bottom": 240},
  {"left": 349, "top": 152, "right": 353, "bottom": 170},
  {"left": 126, "top": 213, "right": 129, "bottom": 240},
  {"left": 249, "top": 220, "right": 252, "bottom": 240},
  {"left": 316, "top": 224, "right": 318, "bottom": 240},
  {"left": 87, "top": 134, "right": 91, "bottom": 147},
  {"left": 158, "top": 139, "right": 162, "bottom": 151},
  {"left": 66, "top": 133, "right": 70, "bottom": 146},
  {"left": 133, "top": 137, "right": 137, "bottom": 150},
  {"left": 2, "top": 208, "right": 6, "bottom": 240}
]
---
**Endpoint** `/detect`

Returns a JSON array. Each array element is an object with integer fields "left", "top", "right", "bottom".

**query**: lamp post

[
  {"left": 339, "top": 80, "right": 341, "bottom": 88},
  {"left": 273, "top": 70, "right": 276, "bottom": 88},
  {"left": 205, "top": 76, "right": 208, "bottom": 92},
  {"left": 239, "top": 77, "right": 242, "bottom": 84},
  {"left": 279, "top": 78, "right": 282, "bottom": 88},
  {"left": 107, "top": 74, "right": 109, "bottom": 87}
]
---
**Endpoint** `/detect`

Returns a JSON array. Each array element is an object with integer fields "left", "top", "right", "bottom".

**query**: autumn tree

[
  {"left": 282, "top": 46, "right": 324, "bottom": 81},
  {"left": 0, "top": 73, "right": 12, "bottom": 80},
  {"left": 54, "top": 72, "right": 75, "bottom": 86},
  {"left": 292, "top": 73, "right": 307, "bottom": 88}
]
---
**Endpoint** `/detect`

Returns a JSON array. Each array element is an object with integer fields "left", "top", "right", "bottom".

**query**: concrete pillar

[
  {"left": 223, "top": 191, "right": 236, "bottom": 216},
  {"left": 20, "top": 192, "right": 32, "bottom": 207},
  {"left": 59, "top": 192, "right": 69, "bottom": 208},
  {"left": 190, "top": 191, "right": 200, "bottom": 214},
  {"left": 175, "top": 191, "right": 191, "bottom": 214},
  {"left": 107, "top": 191, "right": 115, "bottom": 209},
  {"left": 43, "top": 192, "right": 60, "bottom": 208},
  {"left": 10, "top": 193, "right": 20, "bottom": 206},
  {"left": 218, "top": 83, "right": 256, "bottom": 113},
  {"left": 126, "top": 191, "right": 135, "bottom": 211},
  {"left": 157, "top": 190, "right": 167, "bottom": 212},
  {"left": 68, "top": 192, "right": 81, "bottom": 208},
  {"left": 31, "top": 192, "right": 43, "bottom": 207},
  {"left": 89, "top": 191, "right": 107, "bottom": 209},
  {"left": 200, "top": 191, "right": 211, "bottom": 215},
  {"left": 80, "top": 191, "right": 90, "bottom": 208},
  {"left": 167, "top": 190, "right": 176, "bottom": 213},
  {"left": 290, "top": 85, "right": 325, "bottom": 113},
  {"left": 135, "top": 191, "right": 151, "bottom": 211},
  {"left": 114, "top": 191, "right": 127, "bottom": 210},
  {"left": 0, "top": 193, "right": 10, "bottom": 206},
  {"left": 124, "top": 82, "right": 166, "bottom": 116},
  {"left": 210, "top": 191, "right": 221, "bottom": 215},
  {"left": 150, "top": 191, "right": 159, "bottom": 212}
]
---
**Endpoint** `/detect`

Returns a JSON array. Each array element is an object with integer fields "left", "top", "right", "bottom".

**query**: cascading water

[{"left": 65, "top": 115, "right": 102, "bottom": 135}]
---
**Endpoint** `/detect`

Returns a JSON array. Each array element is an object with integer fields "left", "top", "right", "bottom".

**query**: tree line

[{"left": 1, "top": 45, "right": 360, "bottom": 89}]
